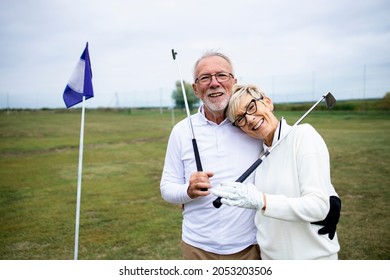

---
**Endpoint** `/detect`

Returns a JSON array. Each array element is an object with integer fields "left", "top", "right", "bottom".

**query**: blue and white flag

[{"left": 63, "top": 42, "right": 94, "bottom": 108}]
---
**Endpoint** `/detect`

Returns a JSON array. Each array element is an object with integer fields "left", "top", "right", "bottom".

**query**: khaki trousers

[{"left": 181, "top": 240, "right": 261, "bottom": 260}]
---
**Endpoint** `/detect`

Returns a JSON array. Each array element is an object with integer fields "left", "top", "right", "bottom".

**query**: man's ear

[{"left": 192, "top": 83, "right": 200, "bottom": 98}]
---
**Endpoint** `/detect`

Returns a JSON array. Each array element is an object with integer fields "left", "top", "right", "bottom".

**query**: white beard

[{"left": 203, "top": 95, "right": 230, "bottom": 112}]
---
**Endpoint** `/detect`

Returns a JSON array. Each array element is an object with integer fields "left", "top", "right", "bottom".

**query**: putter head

[
  {"left": 324, "top": 92, "right": 336, "bottom": 109},
  {"left": 171, "top": 49, "right": 177, "bottom": 60}
]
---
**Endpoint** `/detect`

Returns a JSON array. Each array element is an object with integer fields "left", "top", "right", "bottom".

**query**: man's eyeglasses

[
  {"left": 233, "top": 98, "right": 263, "bottom": 127},
  {"left": 195, "top": 72, "right": 234, "bottom": 85}
]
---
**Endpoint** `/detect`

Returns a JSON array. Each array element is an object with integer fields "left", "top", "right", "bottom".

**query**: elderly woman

[{"left": 211, "top": 84, "right": 340, "bottom": 260}]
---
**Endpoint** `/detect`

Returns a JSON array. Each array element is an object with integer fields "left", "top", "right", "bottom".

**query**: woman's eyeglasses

[{"left": 233, "top": 98, "right": 263, "bottom": 127}]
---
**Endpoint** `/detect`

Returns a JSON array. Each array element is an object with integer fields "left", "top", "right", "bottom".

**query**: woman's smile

[{"left": 252, "top": 118, "right": 264, "bottom": 130}]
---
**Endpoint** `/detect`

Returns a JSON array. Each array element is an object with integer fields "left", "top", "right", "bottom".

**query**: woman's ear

[{"left": 263, "top": 97, "right": 274, "bottom": 112}]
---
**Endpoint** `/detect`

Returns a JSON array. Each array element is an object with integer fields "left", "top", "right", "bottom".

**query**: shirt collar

[{"left": 263, "top": 117, "right": 290, "bottom": 150}]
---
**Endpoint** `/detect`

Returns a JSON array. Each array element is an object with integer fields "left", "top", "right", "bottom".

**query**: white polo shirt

[{"left": 160, "top": 106, "right": 262, "bottom": 254}]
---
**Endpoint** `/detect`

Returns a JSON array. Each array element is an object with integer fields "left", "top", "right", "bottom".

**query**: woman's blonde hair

[{"left": 227, "top": 84, "right": 268, "bottom": 123}]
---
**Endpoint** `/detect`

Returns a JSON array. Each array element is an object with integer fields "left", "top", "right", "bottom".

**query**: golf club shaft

[
  {"left": 213, "top": 93, "right": 333, "bottom": 208},
  {"left": 171, "top": 49, "right": 203, "bottom": 174}
]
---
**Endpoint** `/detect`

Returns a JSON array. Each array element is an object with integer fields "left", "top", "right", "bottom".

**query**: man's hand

[
  {"left": 211, "top": 182, "right": 264, "bottom": 210},
  {"left": 311, "top": 196, "right": 341, "bottom": 240},
  {"left": 187, "top": 171, "right": 214, "bottom": 199}
]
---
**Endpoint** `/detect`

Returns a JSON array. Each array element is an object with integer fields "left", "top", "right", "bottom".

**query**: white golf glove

[{"left": 211, "top": 182, "right": 264, "bottom": 210}]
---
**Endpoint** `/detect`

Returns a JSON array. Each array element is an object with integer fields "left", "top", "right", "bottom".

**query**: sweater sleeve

[{"left": 263, "top": 124, "right": 331, "bottom": 222}]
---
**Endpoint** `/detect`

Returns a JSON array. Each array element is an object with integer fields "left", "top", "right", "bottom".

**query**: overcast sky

[{"left": 0, "top": 0, "right": 389, "bottom": 108}]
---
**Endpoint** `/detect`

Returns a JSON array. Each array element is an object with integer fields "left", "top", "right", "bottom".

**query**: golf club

[
  {"left": 213, "top": 92, "right": 336, "bottom": 208},
  {"left": 171, "top": 49, "right": 206, "bottom": 190}
]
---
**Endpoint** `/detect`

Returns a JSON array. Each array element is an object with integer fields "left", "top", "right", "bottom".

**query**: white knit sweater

[{"left": 255, "top": 119, "right": 340, "bottom": 259}]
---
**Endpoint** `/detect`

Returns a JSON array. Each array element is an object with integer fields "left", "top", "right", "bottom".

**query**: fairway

[{"left": 0, "top": 108, "right": 389, "bottom": 259}]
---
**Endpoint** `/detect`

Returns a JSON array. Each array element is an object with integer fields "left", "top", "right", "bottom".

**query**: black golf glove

[{"left": 311, "top": 196, "right": 341, "bottom": 240}]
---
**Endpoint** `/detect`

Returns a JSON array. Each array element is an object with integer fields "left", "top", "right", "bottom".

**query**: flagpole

[{"left": 74, "top": 95, "right": 86, "bottom": 260}]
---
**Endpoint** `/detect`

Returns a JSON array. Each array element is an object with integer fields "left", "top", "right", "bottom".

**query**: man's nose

[{"left": 209, "top": 75, "right": 220, "bottom": 87}]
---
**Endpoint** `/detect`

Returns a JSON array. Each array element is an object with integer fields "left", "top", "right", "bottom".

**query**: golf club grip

[
  {"left": 236, "top": 158, "right": 263, "bottom": 183},
  {"left": 192, "top": 139, "right": 203, "bottom": 172},
  {"left": 192, "top": 139, "right": 208, "bottom": 192},
  {"left": 213, "top": 158, "right": 264, "bottom": 208}
]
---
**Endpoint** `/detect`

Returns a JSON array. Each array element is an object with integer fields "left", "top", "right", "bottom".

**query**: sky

[{"left": 0, "top": 0, "right": 389, "bottom": 108}]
